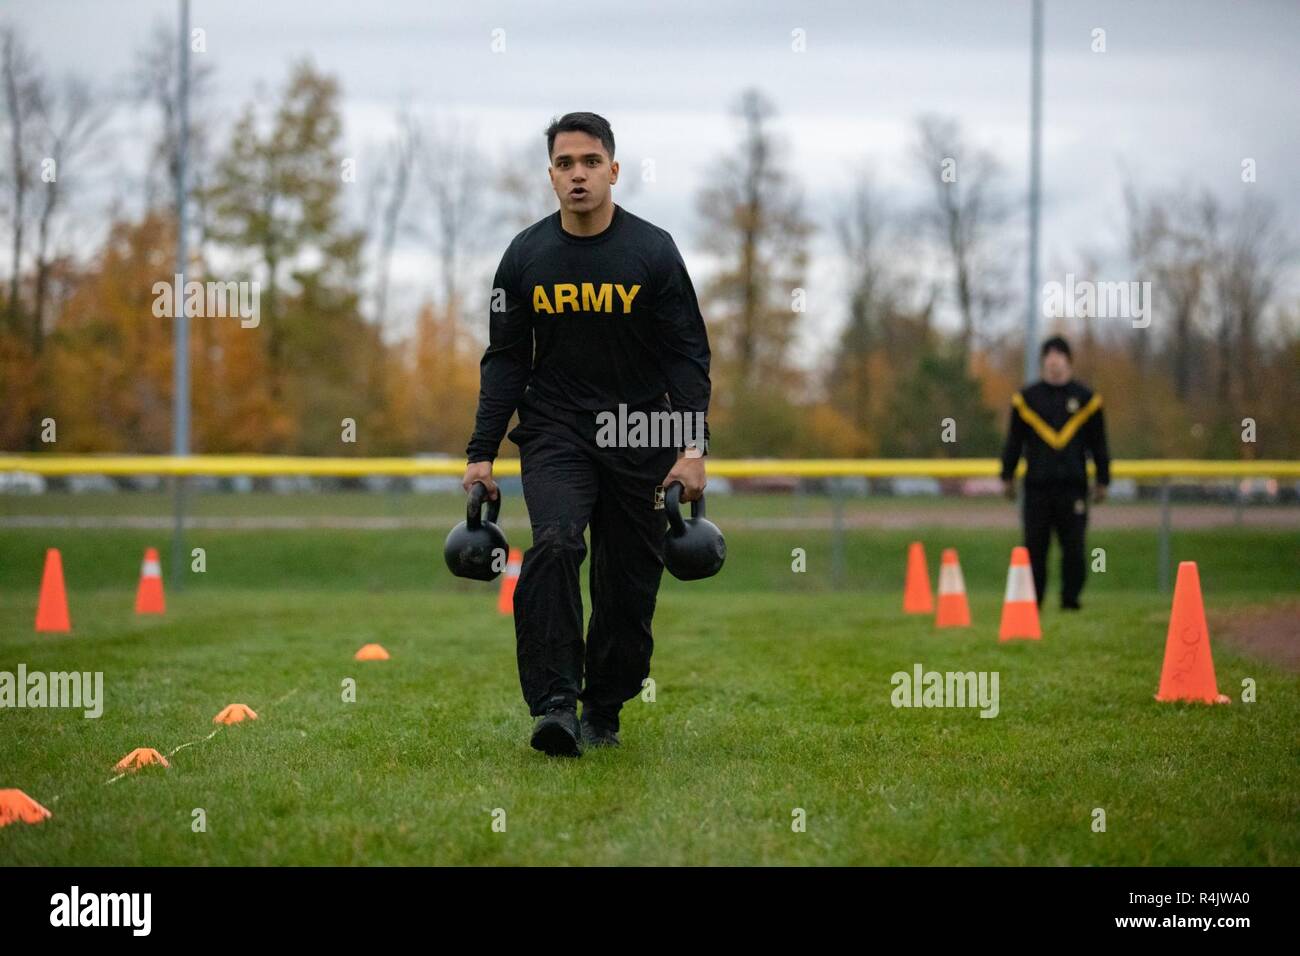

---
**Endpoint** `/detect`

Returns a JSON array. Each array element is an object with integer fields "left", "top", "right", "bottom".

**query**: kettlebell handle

[
  {"left": 467, "top": 481, "right": 501, "bottom": 529},
  {"left": 664, "top": 481, "right": 704, "bottom": 535}
]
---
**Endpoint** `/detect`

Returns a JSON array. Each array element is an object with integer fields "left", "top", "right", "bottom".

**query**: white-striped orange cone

[
  {"left": 134, "top": 547, "right": 165, "bottom": 615},
  {"left": 935, "top": 548, "right": 971, "bottom": 628},
  {"left": 998, "top": 546, "right": 1041, "bottom": 641},
  {"left": 497, "top": 547, "right": 523, "bottom": 615}
]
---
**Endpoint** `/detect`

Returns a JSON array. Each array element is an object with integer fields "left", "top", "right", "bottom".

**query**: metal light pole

[
  {"left": 171, "top": 0, "right": 191, "bottom": 589},
  {"left": 1024, "top": 0, "right": 1043, "bottom": 385}
]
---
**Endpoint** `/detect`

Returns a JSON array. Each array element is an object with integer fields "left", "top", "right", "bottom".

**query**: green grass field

[{"left": 1, "top": 494, "right": 1297, "bottom": 865}]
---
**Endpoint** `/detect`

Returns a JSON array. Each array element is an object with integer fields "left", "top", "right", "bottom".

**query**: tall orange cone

[
  {"left": 935, "top": 548, "right": 971, "bottom": 628},
  {"left": 134, "top": 547, "right": 165, "bottom": 615},
  {"left": 497, "top": 547, "right": 523, "bottom": 615},
  {"left": 903, "top": 541, "right": 933, "bottom": 614},
  {"left": 1156, "top": 561, "right": 1230, "bottom": 704},
  {"left": 998, "top": 546, "right": 1041, "bottom": 641},
  {"left": 35, "top": 548, "right": 71, "bottom": 633}
]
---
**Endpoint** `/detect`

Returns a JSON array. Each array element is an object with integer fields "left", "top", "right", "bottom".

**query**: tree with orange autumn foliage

[{"left": 379, "top": 297, "right": 480, "bottom": 455}]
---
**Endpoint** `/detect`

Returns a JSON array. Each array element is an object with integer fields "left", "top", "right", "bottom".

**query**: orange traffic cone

[
  {"left": 0, "top": 789, "right": 52, "bottom": 827},
  {"left": 35, "top": 548, "right": 71, "bottom": 633},
  {"left": 114, "top": 748, "right": 170, "bottom": 772},
  {"left": 497, "top": 547, "right": 523, "bottom": 615},
  {"left": 1156, "top": 561, "right": 1231, "bottom": 704},
  {"left": 213, "top": 703, "right": 258, "bottom": 725},
  {"left": 903, "top": 541, "right": 934, "bottom": 614},
  {"left": 134, "top": 547, "right": 165, "bottom": 615},
  {"left": 935, "top": 548, "right": 971, "bottom": 628},
  {"left": 998, "top": 546, "right": 1041, "bottom": 641}
]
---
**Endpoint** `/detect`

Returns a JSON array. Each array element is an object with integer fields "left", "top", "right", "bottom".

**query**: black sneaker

[
  {"left": 580, "top": 708, "right": 621, "bottom": 748},
  {"left": 530, "top": 704, "right": 582, "bottom": 757}
]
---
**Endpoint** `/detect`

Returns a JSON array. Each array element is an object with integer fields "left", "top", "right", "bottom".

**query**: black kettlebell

[
  {"left": 444, "top": 481, "right": 509, "bottom": 581},
  {"left": 663, "top": 482, "right": 726, "bottom": 581}
]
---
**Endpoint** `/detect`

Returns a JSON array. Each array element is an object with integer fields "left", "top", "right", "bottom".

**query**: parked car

[
  {"left": 188, "top": 475, "right": 224, "bottom": 493},
  {"left": 890, "top": 477, "right": 941, "bottom": 497},
  {"left": 825, "top": 476, "right": 870, "bottom": 497},
  {"left": 270, "top": 475, "right": 317, "bottom": 494},
  {"left": 1105, "top": 477, "right": 1137, "bottom": 501},
  {"left": 960, "top": 477, "right": 1003, "bottom": 497},
  {"left": 0, "top": 471, "right": 47, "bottom": 494},
  {"left": 412, "top": 453, "right": 461, "bottom": 494},
  {"left": 361, "top": 475, "right": 400, "bottom": 493},
  {"left": 67, "top": 474, "right": 118, "bottom": 494},
  {"left": 495, "top": 476, "right": 523, "bottom": 497},
  {"left": 1237, "top": 478, "right": 1279, "bottom": 502},
  {"left": 728, "top": 475, "right": 799, "bottom": 494},
  {"left": 704, "top": 476, "right": 732, "bottom": 496},
  {"left": 125, "top": 474, "right": 163, "bottom": 492}
]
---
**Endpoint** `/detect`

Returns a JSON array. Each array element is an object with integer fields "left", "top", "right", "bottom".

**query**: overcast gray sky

[{"left": 9, "top": 0, "right": 1300, "bottom": 346}]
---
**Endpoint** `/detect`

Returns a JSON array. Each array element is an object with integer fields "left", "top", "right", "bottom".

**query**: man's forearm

[
  {"left": 465, "top": 356, "right": 529, "bottom": 462},
  {"left": 666, "top": 390, "right": 710, "bottom": 454},
  {"left": 1090, "top": 413, "right": 1111, "bottom": 485},
  {"left": 468, "top": 242, "right": 530, "bottom": 463},
  {"left": 999, "top": 439, "right": 1021, "bottom": 481},
  {"left": 655, "top": 234, "right": 712, "bottom": 456},
  {"left": 999, "top": 412, "right": 1024, "bottom": 481}
]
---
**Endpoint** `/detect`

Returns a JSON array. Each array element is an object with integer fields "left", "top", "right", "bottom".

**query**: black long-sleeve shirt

[
  {"left": 999, "top": 379, "right": 1111, "bottom": 489},
  {"left": 466, "top": 204, "right": 711, "bottom": 462}
]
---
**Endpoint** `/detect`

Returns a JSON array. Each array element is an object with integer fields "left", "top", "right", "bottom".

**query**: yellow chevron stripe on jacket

[{"left": 1011, "top": 392, "right": 1103, "bottom": 451}]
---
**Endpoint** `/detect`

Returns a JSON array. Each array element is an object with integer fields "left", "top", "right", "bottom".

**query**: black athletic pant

[
  {"left": 507, "top": 389, "right": 678, "bottom": 721},
  {"left": 1022, "top": 484, "right": 1089, "bottom": 609}
]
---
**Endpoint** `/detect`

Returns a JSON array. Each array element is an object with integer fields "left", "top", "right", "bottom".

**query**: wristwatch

[{"left": 683, "top": 440, "right": 705, "bottom": 460}]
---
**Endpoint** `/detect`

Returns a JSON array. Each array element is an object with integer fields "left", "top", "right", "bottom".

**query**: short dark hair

[
  {"left": 545, "top": 112, "right": 615, "bottom": 162},
  {"left": 1040, "top": 335, "right": 1072, "bottom": 361}
]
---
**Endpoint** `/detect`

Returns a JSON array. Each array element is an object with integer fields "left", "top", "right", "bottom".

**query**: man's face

[
  {"left": 1041, "top": 349, "right": 1073, "bottom": 386},
  {"left": 548, "top": 131, "right": 618, "bottom": 213}
]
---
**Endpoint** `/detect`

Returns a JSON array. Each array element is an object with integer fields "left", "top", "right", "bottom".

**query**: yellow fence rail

[
  {"left": 4, "top": 454, "right": 1293, "bottom": 597},
  {"left": 1, "top": 455, "right": 1297, "bottom": 480}
]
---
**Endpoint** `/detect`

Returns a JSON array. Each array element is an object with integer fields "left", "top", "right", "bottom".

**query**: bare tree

[
  {"left": 130, "top": 20, "right": 216, "bottom": 242},
  {"left": 696, "top": 87, "right": 812, "bottom": 393},
  {"left": 914, "top": 115, "right": 1011, "bottom": 363},
  {"left": 1120, "top": 179, "right": 1167, "bottom": 370},
  {"left": 495, "top": 139, "right": 557, "bottom": 233},
  {"left": 832, "top": 177, "right": 890, "bottom": 432},
  {"left": 1116, "top": 182, "right": 1201, "bottom": 394},
  {"left": 1, "top": 25, "right": 45, "bottom": 331},
  {"left": 1207, "top": 194, "right": 1287, "bottom": 405},
  {"left": 364, "top": 108, "right": 417, "bottom": 331},
  {"left": 837, "top": 179, "right": 888, "bottom": 338},
  {"left": 418, "top": 116, "right": 488, "bottom": 320},
  {"left": 30, "top": 74, "right": 108, "bottom": 351},
  {"left": 1158, "top": 197, "right": 1210, "bottom": 401}
]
